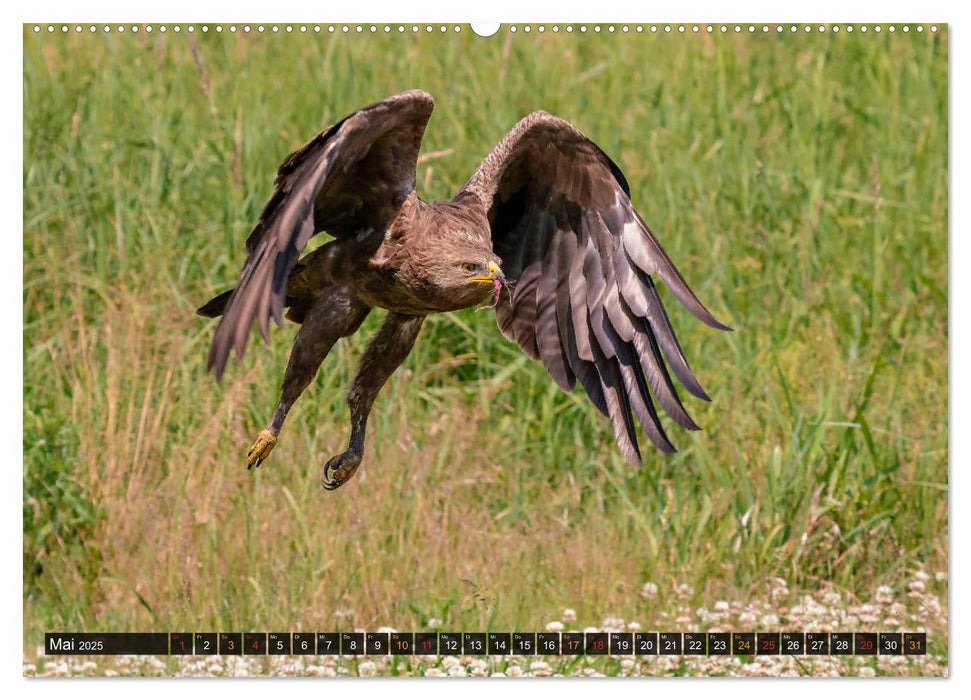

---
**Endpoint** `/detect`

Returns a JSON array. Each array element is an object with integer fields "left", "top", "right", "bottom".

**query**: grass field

[{"left": 22, "top": 25, "right": 948, "bottom": 675}]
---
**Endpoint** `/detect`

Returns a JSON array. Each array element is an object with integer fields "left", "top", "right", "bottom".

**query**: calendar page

[{"left": 22, "top": 17, "right": 948, "bottom": 679}]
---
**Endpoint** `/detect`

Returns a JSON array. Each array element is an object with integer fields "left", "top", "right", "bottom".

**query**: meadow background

[{"left": 23, "top": 24, "right": 947, "bottom": 675}]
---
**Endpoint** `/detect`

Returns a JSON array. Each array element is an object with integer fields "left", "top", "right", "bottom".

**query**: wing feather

[{"left": 536, "top": 230, "right": 576, "bottom": 392}]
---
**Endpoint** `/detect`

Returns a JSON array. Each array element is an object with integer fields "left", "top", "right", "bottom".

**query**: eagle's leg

[
  {"left": 247, "top": 287, "right": 370, "bottom": 469},
  {"left": 321, "top": 311, "right": 425, "bottom": 491}
]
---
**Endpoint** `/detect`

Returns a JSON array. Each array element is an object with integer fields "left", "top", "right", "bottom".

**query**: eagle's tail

[{"left": 197, "top": 289, "right": 234, "bottom": 318}]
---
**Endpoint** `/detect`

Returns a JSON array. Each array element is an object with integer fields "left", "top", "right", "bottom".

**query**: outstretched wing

[
  {"left": 208, "top": 90, "right": 435, "bottom": 378},
  {"left": 459, "top": 112, "right": 731, "bottom": 465}
]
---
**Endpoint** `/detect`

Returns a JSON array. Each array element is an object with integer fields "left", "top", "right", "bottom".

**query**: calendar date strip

[{"left": 44, "top": 631, "right": 927, "bottom": 656}]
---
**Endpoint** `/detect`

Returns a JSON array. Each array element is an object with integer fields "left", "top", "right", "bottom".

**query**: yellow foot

[
  {"left": 247, "top": 430, "right": 277, "bottom": 470},
  {"left": 320, "top": 450, "right": 362, "bottom": 491}
]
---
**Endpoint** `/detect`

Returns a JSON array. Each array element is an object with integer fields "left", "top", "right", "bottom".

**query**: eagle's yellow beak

[{"left": 469, "top": 262, "right": 502, "bottom": 284}]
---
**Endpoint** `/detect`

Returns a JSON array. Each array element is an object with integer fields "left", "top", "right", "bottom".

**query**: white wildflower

[
  {"left": 602, "top": 616, "right": 625, "bottom": 631},
  {"left": 358, "top": 660, "right": 377, "bottom": 677},
  {"left": 875, "top": 585, "right": 893, "bottom": 604},
  {"left": 760, "top": 614, "right": 780, "bottom": 628},
  {"left": 640, "top": 582, "right": 659, "bottom": 599},
  {"left": 562, "top": 608, "right": 577, "bottom": 623},
  {"left": 546, "top": 621, "right": 564, "bottom": 632}
]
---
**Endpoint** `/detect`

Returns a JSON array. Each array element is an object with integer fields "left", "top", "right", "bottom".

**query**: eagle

[{"left": 198, "top": 90, "right": 730, "bottom": 491}]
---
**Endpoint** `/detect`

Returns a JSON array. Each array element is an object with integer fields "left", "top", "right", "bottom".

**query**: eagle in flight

[{"left": 198, "top": 90, "right": 730, "bottom": 491}]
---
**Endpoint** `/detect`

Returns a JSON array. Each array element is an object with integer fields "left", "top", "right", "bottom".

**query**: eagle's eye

[{"left": 461, "top": 262, "right": 477, "bottom": 273}]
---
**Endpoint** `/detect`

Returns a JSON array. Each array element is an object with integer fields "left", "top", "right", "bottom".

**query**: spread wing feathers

[
  {"left": 460, "top": 111, "right": 731, "bottom": 465},
  {"left": 207, "top": 90, "right": 435, "bottom": 378}
]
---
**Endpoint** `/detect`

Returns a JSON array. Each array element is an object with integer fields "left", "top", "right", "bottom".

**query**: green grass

[{"left": 23, "top": 25, "right": 947, "bottom": 670}]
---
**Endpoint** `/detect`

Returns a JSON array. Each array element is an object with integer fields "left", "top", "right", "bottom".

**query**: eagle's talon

[
  {"left": 247, "top": 430, "right": 278, "bottom": 469},
  {"left": 320, "top": 450, "right": 362, "bottom": 491}
]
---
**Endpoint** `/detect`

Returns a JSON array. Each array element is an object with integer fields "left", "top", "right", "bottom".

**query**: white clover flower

[
  {"left": 424, "top": 667, "right": 445, "bottom": 677},
  {"left": 358, "top": 660, "right": 378, "bottom": 676},
  {"left": 602, "top": 616, "right": 624, "bottom": 631},
  {"left": 447, "top": 665, "right": 468, "bottom": 677},
  {"left": 627, "top": 621, "right": 641, "bottom": 631},
  {"left": 546, "top": 621, "right": 564, "bottom": 632},
  {"left": 822, "top": 590, "right": 842, "bottom": 606},
  {"left": 640, "top": 582, "right": 659, "bottom": 598},
  {"left": 875, "top": 585, "right": 893, "bottom": 604},
  {"left": 935, "top": 571, "right": 947, "bottom": 582},
  {"left": 858, "top": 666, "right": 876, "bottom": 677},
  {"left": 676, "top": 583, "right": 695, "bottom": 598},
  {"left": 376, "top": 626, "right": 396, "bottom": 634},
  {"left": 506, "top": 665, "right": 523, "bottom": 677},
  {"left": 562, "top": 608, "right": 577, "bottom": 623},
  {"left": 908, "top": 580, "right": 926, "bottom": 595},
  {"left": 913, "top": 570, "right": 930, "bottom": 581},
  {"left": 426, "top": 618, "right": 442, "bottom": 628},
  {"left": 760, "top": 614, "right": 780, "bottom": 628},
  {"left": 714, "top": 600, "right": 730, "bottom": 613},
  {"left": 738, "top": 611, "right": 757, "bottom": 625}
]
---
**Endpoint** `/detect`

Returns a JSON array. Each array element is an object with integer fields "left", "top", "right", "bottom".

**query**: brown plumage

[{"left": 198, "top": 90, "right": 730, "bottom": 490}]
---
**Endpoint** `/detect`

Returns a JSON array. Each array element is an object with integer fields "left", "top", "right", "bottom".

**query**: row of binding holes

[
  {"left": 32, "top": 25, "right": 939, "bottom": 34},
  {"left": 32, "top": 25, "right": 462, "bottom": 33}
]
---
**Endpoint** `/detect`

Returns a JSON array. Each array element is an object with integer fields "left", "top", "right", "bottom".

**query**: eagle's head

[{"left": 409, "top": 242, "right": 505, "bottom": 311}]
